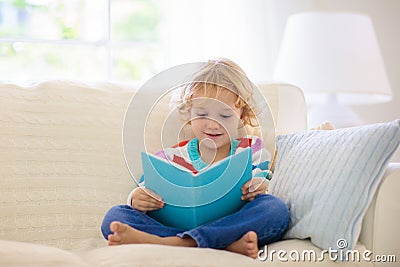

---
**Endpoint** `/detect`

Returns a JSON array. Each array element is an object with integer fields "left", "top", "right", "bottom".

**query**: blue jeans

[{"left": 101, "top": 194, "right": 289, "bottom": 249}]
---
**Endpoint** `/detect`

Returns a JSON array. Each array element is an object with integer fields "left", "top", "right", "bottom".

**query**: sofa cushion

[
  {"left": 0, "top": 240, "right": 90, "bottom": 267},
  {"left": 0, "top": 81, "right": 134, "bottom": 250},
  {"left": 269, "top": 120, "right": 400, "bottom": 254}
]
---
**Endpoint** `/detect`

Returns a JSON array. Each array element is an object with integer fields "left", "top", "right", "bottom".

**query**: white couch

[{"left": 0, "top": 80, "right": 398, "bottom": 267}]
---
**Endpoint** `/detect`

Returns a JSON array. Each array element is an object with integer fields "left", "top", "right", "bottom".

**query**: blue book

[{"left": 141, "top": 148, "right": 252, "bottom": 230}]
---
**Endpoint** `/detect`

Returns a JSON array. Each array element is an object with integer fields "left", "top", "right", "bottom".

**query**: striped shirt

[{"left": 153, "top": 135, "right": 271, "bottom": 178}]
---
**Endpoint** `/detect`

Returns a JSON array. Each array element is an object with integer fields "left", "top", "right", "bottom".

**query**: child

[{"left": 101, "top": 58, "right": 290, "bottom": 259}]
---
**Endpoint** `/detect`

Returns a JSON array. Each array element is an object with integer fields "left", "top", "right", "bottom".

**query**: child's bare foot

[
  {"left": 107, "top": 221, "right": 196, "bottom": 247},
  {"left": 225, "top": 231, "right": 258, "bottom": 259},
  {"left": 108, "top": 221, "right": 165, "bottom": 245}
]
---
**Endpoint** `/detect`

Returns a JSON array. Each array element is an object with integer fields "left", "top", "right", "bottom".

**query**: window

[
  {"left": 0, "top": 0, "right": 277, "bottom": 84},
  {"left": 0, "top": 0, "right": 164, "bottom": 83}
]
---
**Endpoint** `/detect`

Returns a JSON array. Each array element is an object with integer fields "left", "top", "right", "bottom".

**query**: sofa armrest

[{"left": 359, "top": 163, "right": 400, "bottom": 262}]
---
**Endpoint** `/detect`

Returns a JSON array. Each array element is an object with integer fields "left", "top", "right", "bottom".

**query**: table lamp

[{"left": 273, "top": 12, "right": 392, "bottom": 128}]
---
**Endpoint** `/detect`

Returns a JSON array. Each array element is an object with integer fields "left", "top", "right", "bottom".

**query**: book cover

[{"left": 141, "top": 148, "right": 252, "bottom": 230}]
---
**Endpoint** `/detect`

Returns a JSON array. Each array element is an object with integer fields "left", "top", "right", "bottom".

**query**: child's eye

[
  {"left": 196, "top": 113, "right": 208, "bottom": 117},
  {"left": 220, "top": 115, "right": 232, "bottom": 119}
]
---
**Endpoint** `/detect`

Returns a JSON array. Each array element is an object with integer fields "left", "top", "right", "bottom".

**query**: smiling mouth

[{"left": 205, "top": 133, "right": 223, "bottom": 139}]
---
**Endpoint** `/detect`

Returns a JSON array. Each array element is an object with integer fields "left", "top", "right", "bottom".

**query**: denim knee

[
  {"left": 264, "top": 194, "right": 290, "bottom": 224},
  {"left": 271, "top": 195, "right": 290, "bottom": 226},
  {"left": 255, "top": 194, "right": 290, "bottom": 244}
]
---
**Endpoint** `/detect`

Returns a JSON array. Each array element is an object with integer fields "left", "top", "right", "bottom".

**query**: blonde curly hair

[{"left": 176, "top": 58, "right": 259, "bottom": 127}]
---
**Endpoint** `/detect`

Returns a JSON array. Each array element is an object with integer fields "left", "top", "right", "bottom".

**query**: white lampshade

[{"left": 274, "top": 12, "right": 392, "bottom": 105}]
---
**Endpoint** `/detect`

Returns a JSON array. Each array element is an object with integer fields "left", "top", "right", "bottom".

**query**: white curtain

[{"left": 161, "top": 0, "right": 277, "bottom": 82}]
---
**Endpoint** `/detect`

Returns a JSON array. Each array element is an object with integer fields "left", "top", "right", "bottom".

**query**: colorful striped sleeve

[{"left": 236, "top": 136, "right": 272, "bottom": 180}]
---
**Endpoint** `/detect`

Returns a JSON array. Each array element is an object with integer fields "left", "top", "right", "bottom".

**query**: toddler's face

[{"left": 189, "top": 90, "right": 243, "bottom": 151}]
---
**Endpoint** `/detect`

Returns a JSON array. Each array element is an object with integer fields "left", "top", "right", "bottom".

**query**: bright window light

[{"left": 0, "top": 0, "right": 164, "bottom": 83}]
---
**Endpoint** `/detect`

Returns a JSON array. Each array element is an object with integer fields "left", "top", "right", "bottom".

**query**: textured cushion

[
  {"left": 269, "top": 120, "right": 400, "bottom": 253},
  {"left": 0, "top": 81, "right": 134, "bottom": 250}
]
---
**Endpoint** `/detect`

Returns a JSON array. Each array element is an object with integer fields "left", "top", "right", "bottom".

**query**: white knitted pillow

[
  {"left": 269, "top": 120, "right": 400, "bottom": 255},
  {"left": 0, "top": 81, "right": 134, "bottom": 250}
]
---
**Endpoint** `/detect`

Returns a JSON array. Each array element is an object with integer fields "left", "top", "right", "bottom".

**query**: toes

[
  {"left": 110, "top": 221, "right": 122, "bottom": 233},
  {"left": 245, "top": 231, "right": 258, "bottom": 259},
  {"left": 247, "top": 231, "right": 257, "bottom": 241},
  {"left": 108, "top": 233, "right": 121, "bottom": 242},
  {"left": 110, "top": 221, "right": 119, "bottom": 232},
  {"left": 249, "top": 251, "right": 258, "bottom": 259},
  {"left": 108, "top": 240, "right": 120, "bottom": 246},
  {"left": 247, "top": 244, "right": 258, "bottom": 259},
  {"left": 244, "top": 231, "right": 257, "bottom": 244}
]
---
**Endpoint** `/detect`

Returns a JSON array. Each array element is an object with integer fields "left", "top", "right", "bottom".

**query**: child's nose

[{"left": 206, "top": 119, "right": 220, "bottom": 129}]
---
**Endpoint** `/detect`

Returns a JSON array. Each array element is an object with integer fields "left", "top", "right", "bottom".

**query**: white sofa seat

[
  {"left": 0, "top": 80, "right": 398, "bottom": 267},
  {"left": 0, "top": 239, "right": 373, "bottom": 267}
]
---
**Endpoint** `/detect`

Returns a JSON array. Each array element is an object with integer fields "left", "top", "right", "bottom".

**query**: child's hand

[
  {"left": 241, "top": 178, "right": 267, "bottom": 201},
  {"left": 131, "top": 187, "right": 165, "bottom": 212}
]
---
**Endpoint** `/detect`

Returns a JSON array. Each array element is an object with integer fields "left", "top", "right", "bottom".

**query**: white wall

[
  {"left": 315, "top": 0, "right": 400, "bottom": 124},
  {"left": 269, "top": 0, "right": 400, "bottom": 160},
  {"left": 162, "top": 0, "right": 272, "bottom": 82}
]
